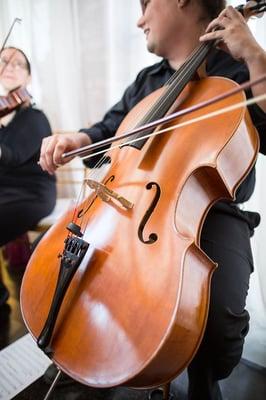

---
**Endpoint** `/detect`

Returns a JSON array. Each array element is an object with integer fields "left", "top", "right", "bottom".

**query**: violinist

[
  {"left": 39, "top": 1, "right": 266, "bottom": 399},
  {"left": 0, "top": 47, "right": 56, "bottom": 305}
]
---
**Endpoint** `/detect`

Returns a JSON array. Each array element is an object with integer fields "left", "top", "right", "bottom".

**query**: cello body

[{"left": 20, "top": 77, "right": 259, "bottom": 388}]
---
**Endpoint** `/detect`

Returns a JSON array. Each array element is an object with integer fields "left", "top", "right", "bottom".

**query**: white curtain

[{"left": 0, "top": 0, "right": 265, "bottom": 366}]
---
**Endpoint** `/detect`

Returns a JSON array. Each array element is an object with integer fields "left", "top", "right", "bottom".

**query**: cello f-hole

[{"left": 138, "top": 181, "right": 161, "bottom": 244}]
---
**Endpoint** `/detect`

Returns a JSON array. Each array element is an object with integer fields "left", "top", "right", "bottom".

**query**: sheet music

[{"left": 0, "top": 334, "right": 52, "bottom": 400}]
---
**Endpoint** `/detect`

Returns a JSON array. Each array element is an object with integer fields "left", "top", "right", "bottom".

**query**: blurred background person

[{"left": 0, "top": 47, "right": 56, "bottom": 306}]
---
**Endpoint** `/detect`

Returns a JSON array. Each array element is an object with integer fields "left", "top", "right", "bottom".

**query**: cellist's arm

[
  {"left": 200, "top": 5, "right": 266, "bottom": 112},
  {"left": 39, "top": 75, "right": 140, "bottom": 174}
]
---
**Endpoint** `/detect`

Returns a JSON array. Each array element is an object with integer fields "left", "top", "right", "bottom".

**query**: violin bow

[
  {"left": 0, "top": 18, "right": 22, "bottom": 54},
  {"left": 0, "top": 18, "right": 22, "bottom": 77}
]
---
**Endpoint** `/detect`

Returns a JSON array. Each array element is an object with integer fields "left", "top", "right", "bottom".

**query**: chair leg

[
  {"left": 162, "top": 383, "right": 171, "bottom": 399},
  {"left": 148, "top": 382, "right": 174, "bottom": 400},
  {"left": 0, "top": 247, "right": 8, "bottom": 271}
]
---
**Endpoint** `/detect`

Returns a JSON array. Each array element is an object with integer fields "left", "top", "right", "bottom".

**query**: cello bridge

[{"left": 85, "top": 179, "right": 134, "bottom": 210}]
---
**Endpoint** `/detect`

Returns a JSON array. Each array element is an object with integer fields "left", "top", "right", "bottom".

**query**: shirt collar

[{"left": 149, "top": 58, "right": 175, "bottom": 75}]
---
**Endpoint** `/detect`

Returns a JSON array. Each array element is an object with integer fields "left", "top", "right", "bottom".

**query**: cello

[{"left": 20, "top": 1, "right": 265, "bottom": 389}]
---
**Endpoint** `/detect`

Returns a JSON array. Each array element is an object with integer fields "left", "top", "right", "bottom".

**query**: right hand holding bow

[{"left": 39, "top": 131, "right": 92, "bottom": 174}]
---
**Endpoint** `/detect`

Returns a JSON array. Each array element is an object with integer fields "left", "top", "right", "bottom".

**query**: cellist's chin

[
  {"left": 145, "top": 33, "right": 156, "bottom": 54},
  {"left": 146, "top": 41, "right": 161, "bottom": 57},
  {"left": 146, "top": 39, "right": 164, "bottom": 58}
]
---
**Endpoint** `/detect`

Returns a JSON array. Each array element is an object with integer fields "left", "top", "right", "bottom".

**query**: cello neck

[{"left": 127, "top": 40, "right": 214, "bottom": 150}]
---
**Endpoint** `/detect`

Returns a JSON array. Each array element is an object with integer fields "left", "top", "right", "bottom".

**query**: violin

[
  {"left": 20, "top": 1, "right": 265, "bottom": 390},
  {"left": 0, "top": 19, "right": 31, "bottom": 119},
  {"left": 0, "top": 87, "right": 31, "bottom": 118}
]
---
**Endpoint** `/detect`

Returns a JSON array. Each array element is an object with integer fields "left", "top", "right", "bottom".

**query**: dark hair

[
  {"left": 140, "top": 1, "right": 226, "bottom": 19},
  {"left": 199, "top": 0, "right": 226, "bottom": 20},
  {"left": 0, "top": 46, "right": 31, "bottom": 75}
]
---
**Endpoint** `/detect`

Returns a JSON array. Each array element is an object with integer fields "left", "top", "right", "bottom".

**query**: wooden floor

[{"left": 0, "top": 255, "right": 265, "bottom": 400}]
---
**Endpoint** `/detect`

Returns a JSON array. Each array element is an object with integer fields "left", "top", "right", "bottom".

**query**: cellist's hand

[
  {"left": 200, "top": 5, "right": 266, "bottom": 113},
  {"left": 39, "top": 132, "right": 92, "bottom": 175},
  {"left": 199, "top": 6, "right": 262, "bottom": 64}
]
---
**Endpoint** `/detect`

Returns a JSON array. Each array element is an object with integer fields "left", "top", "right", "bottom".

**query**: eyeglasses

[{"left": 0, "top": 57, "right": 27, "bottom": 71}]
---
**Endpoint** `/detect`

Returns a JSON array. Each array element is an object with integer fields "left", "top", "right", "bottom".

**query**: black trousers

[{"left": 187, "top": 209, "right": 255, "bottom": 400}]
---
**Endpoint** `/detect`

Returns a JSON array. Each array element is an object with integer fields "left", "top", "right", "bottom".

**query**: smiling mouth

[{"left": 144, "top": 29, "right": 150, "bottom": 38}]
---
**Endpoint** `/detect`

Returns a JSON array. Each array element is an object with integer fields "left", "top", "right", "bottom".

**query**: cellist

[{"left": 39, "top": 1, "right": 266, "bottom": 399}]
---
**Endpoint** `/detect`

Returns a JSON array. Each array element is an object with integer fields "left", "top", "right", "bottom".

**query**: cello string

[
  {"left": 127, "top": 43, "right": 210, "bottom": 142},
  {"left": 81, "top": 41, "right": 208, "bottom": 175},
  {"left": 126, "top": 44, "right": 207, "bottom": 130},
  {"left": 93, "top": 43, "right": 206, "bottom": 164}
]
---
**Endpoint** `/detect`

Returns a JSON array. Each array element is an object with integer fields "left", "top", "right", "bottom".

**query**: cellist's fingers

[
  {"left": 39, "top": 132, "right": 92, "bottom": 175},
  {"left": 224, "top": 4, "right": 246, "bottom": 22},
  {"left": 204, "top": 6, "right": 244, "bottom": 34},
  {"left": 39, "top": 135, "right": 64, "bottom": 174},
  {"left": 199, "top": 6, "right": 259, "bottom": 62}
]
